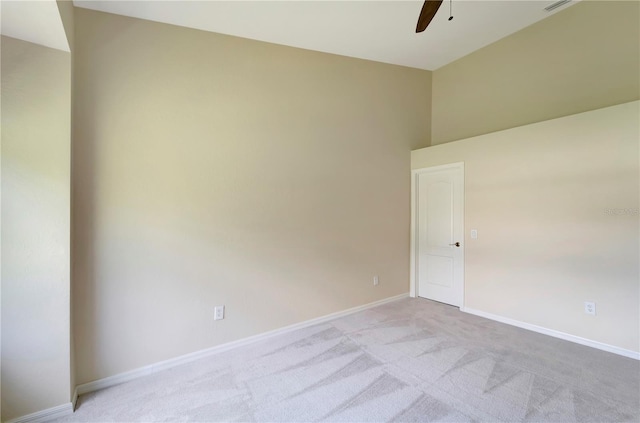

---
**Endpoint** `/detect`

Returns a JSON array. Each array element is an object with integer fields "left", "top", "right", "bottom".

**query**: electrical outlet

[
  {"left": 214, "top": 305, "right": 225, "bottom": 320},
  {"left": 584, "top": 301, "right": 596, "bottom": 316},
  {"left": 373, "top": 275, "right": 379, "bottom": 286}
]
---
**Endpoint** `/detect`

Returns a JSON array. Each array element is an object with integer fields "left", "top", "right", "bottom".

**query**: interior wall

[
  {"left": 1, "top": 36, "right": 72, "bottom": 421},
  {"left": 412, "top": 101, "right": 639, "bottom": 353},
  {"left": 56, "top": 0, "right": 76, "bottom": 399},
  {"left": 73, "top": 8, "right": 431, "bottom": 384},
  {"left": 56, "top": 0, "right": 75, "bottom": 52},
  {"left": 431, "top": 0, "right": 640, "bottom": 145}
]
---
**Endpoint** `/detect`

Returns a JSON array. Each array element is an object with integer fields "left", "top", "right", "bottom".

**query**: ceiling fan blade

[{"left": 416, "top": 0, "right": 444, "bottom": 33}]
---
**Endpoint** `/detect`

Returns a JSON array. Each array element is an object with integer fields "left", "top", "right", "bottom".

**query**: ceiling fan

[{"left": 416, "top": 0, "right": 452, "bottom": 33}]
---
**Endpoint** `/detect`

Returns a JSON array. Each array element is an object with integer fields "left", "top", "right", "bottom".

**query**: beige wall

[
  {"left": 56, "top": 0, "right": 76, "bottom": 399},
  {"left": 432, "top": 1, "right": 640, "bottom": 145},
  {"left": 57, "top": 0, "right": 75, "bottom": 52},
  {"left": 412, "top": 101, "right": 639, "bottom": 352},
  {"left": 1, "top": 36, "right": 72, "bottom": 421},
  {"left": 73, "top": 8, "right": 431, "bottom": 384}
]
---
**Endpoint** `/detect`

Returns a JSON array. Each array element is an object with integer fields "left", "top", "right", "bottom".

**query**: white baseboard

[
  {"left": 76, "top": 293, "right": 409, "bottom": 396},
  {"left": 5, "top": 402, "right": 74, "bottom": 423},
  {"left": 461, "top": 306, "right": 640, "bottom": 360},
  {"left": 72, "top": 387, "right": 79, "bottom": 410}
]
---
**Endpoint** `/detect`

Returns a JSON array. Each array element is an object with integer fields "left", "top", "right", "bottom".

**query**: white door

[{"left": 411, "top": 163, "right": 464, "bottom": 307}]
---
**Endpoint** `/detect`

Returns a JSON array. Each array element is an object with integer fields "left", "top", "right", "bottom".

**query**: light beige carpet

[{"left": 59, "top": 298, "right": 639, "bottom": 422}]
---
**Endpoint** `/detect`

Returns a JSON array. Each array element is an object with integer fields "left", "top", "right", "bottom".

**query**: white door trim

[{"left": 410, "top": 162, "right": 465, "bottom": 306}]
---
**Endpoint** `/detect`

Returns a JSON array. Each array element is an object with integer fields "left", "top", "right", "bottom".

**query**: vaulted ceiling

[
  {"left": 1, "top": 1, "right": 579, "bottom": 70},
  {"left": 73, "top": 0, "right": 579, "bottom": 70},
  {"left": 1, "top": 0, "right": 70, "bottom": 51}
]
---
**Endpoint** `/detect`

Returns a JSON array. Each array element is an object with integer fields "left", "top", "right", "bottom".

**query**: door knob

[{"left": 449, "top": 242, "right": 460, "bottom": 247}]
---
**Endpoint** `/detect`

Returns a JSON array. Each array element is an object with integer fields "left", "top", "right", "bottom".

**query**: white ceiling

[
  {"left": 0, "top": 1, "right": 578, "bottom": 69},
  {"left": 1, "top": 0, "right": 70, "bottom": 52},
  {"left": 72, "top": 0, "right": 578, "bottom": 70}
]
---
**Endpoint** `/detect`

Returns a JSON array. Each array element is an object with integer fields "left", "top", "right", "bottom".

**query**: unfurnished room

[{"left": 1, "top": 0, "right": 639, "bottom": 422}]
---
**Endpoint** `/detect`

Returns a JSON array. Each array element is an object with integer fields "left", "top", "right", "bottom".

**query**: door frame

[{"left": 410, "top": 162, "right": 465, "bottom": 306}]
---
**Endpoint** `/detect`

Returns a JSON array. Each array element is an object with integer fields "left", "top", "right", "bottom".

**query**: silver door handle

[{"left": 449, "top": 242, "right": 461, "bottom": 247}]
